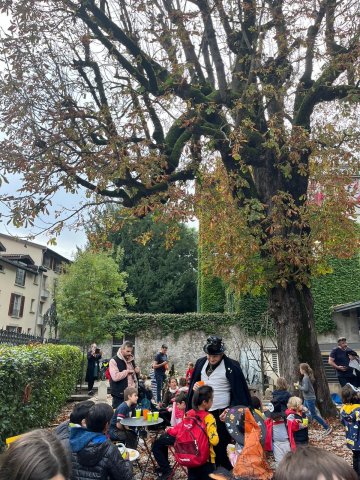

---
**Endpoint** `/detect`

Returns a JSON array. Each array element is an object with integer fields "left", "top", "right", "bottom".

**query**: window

[
  {"left": 8, "top": 294, "right": 25, "bottom": 318},
  {"left": 15, "top": 268, "right": 26, "bottom": 286},
  {"left": 6, "top": 325, "right": 21, "bottom": 333},
  {"left": 33, "top": 274, "right": 39, "bottom": 285},
  {"left": 30, "top": 299, "right": 36, "bottom": 313},
  {"left": 39, "top": 301, "right": 44, "bottom": 315}
]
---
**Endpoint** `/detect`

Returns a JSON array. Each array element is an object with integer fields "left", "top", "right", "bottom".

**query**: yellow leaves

[{"left": 135, "top": 230, "right": 153, "bottom": 245}]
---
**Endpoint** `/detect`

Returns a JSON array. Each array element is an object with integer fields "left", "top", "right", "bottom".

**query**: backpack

[{"left": 173, "top": 415, "right": 209, "bottom": 468}]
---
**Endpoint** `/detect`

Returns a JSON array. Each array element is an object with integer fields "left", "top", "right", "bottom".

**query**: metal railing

[{"left": 0, "top": 329, "right": 59, "bottom": 346}]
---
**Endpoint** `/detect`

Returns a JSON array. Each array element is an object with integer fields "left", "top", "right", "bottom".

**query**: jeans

[
  {"left": 211, "top": 409, "right": 232, "bottom": 470},
  {"left": 353, "top": 450, "right": 360, "bottom": 479},
  {"left": 304, "top": 399, "right": 329, "bottom": 430},
  {"left": 155, "top": 372, "right": 166, "bottom": 403},
  {"left": 188, "top": 462, "right": 215, "bottom": 480}
]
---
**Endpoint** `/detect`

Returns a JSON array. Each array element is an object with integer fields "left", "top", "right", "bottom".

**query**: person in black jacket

[
  {"left": 271, "top": 377, "right": 291, "bottom": 413},
  {"left": 85, "top": 343, "right": 102, "bottom": 395},
  {"left": 187, "top": 335, "right": 251, "bottom": 470},
  {"left": 69, "top": 402, "right": 133, "bottom": 480}
]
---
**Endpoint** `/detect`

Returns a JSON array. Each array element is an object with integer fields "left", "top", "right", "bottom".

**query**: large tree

[
  {"left": 1, "top": 0, "right": 360, "bottom": 413},
  {"left": 88, "top": 213, "right": 198, "bottom": 313}
]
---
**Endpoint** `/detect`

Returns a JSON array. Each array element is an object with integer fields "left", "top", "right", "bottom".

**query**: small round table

[{"left": 121, "top": 417, "right": 164, "bottom": 428}]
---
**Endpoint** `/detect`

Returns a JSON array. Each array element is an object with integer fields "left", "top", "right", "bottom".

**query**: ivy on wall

[
  {"left": 106, "top": 312, "right": 266, "bottom": 338},
  {"left": 312, "top": 256, "right": 360, "bottom": 333}
]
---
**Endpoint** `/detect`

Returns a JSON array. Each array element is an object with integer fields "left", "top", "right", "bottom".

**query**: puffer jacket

[
  {"left": 340, "top": 403, "right": 360, "bottom": 451},
  {"left": 69, "top": 427, "right": 133, "bottom": 480}
]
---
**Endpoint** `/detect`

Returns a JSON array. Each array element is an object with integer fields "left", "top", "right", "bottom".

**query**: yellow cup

[
  {"left": 153, "top": 411, "right": 159, "bottom": 421},
  {"left": 135, "top": 409, "right": 141, "bottom": 419},
  {"left": 303, "top": 418, "right": 309, "bottom": 426},
  {"left": 147, "top": 412, "right": 153, "bottom": 422}
]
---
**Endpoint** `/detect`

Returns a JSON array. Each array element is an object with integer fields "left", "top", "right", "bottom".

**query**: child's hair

[
  {"left": 0, "top": 429, "right": 71, "bottom": 480},
  {"left": 264, "top": 387, "right": 273, "bottom": 401},
  {"left": 299, "top": 363, "right": 315, "bottom": 383},
  {"left": 287, "top": 396, "right": 303, "bottom": 410},
  {"left": 179, "top": 377, "right": 187, "bottom": 388},
  {"left": 175, "top": 391, "right": 187, "bottom": 404},
  {"left": 276, "top": 377, "right": 288, "bottom": 390},
  {"left": 70, "top": 400, "right": 95, "bottom": 424},
  {"left": 124, "top": 387, "right": 138, "bottom": 400},
  {"left": 86, "top": 403, "right": 114, "bottom": 433},
  {"left": 251, "top": 395, "right": 262, "bottom": 410},
  {"left": 342, "top": 384, "right": 360, "bottom": 404},
  {"left": 274, "top": 445, "right": 357, "bottom": 480},
  {"left": 192, "top": 385, "right": 213, "bottom": 409},
  {"left": 188, "top": 362, "right": 194, "bottom": 368}
]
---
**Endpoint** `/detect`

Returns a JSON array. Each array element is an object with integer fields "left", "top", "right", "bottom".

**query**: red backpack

[{"left": 173, "top": 414, "right": 209, "bottom": 468}]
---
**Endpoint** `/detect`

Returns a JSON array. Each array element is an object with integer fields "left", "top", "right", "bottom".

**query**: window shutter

[
  {"left": 19, "top": 296, "right": 25, "bottom": 318},
  {"left": 8, "top": 293, "right": 15, "bottom": 316}
]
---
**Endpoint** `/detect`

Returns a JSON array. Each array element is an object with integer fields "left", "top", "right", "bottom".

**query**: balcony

[
  {"left": 36, "top": 315, "right": 43, "bottom": 325},
  {"left": 40, "top": 289, "right": 50, "bottom": 299}
]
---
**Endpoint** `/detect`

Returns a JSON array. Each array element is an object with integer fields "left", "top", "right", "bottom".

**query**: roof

[
  {"left": 333, "top": 301, "right": 360, "bottom": 313},
  {"left": 1, "top": 254, "right": 35, "bottom": 265},
  {"left": 0, "top": 232, "right": 70, "bottom": 263},
  {"left": 0, "top": 255, "right": 46, "bottom": 273}
]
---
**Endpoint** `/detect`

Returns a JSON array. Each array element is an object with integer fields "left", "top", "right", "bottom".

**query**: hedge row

[
  {"left": 0, "top": 344, "right": 82, "bottom": 447},
  {"left": 107, "top": 312, "right": 266, "bottom": 338}
]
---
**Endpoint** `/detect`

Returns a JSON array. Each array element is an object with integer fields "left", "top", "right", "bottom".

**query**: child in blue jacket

[{"left": 340, "top": 383, "right": 360, "bottom": 477}]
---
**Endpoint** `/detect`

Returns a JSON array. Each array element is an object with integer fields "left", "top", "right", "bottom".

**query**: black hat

[
  {"left": 203, "top": 336, "right": 225, "bottom": 355},
  {"left": 224, "top": 406, "right": 266, "bottom": 446}
]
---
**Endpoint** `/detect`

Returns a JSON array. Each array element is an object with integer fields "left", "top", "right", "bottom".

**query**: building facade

[{"left": 0, "top": 233, "right": 70, "bottom": 337}]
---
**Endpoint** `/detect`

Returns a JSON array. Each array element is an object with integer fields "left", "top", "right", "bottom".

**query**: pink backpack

[{"left": 173, "top": 415, "right": 209, "bottom": 468}]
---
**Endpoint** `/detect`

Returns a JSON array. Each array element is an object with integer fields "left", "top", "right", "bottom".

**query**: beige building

[{"left": 0, "top": 233, "right": 70, "bottom": 337}]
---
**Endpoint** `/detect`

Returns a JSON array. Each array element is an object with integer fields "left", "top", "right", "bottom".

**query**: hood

[
  {"left": 69, "top": 427, "right": 107, "bottom": 452},
  {"left": 186, "top": 409, "right": 209, "bottom": 421},
  {"left": 69, "top": 428, "right": 110, "bottom": 468},
  {"left": 117, "top": 351, "right": 134, "bottom": 364},
  {"left": 341, "top": 404, "right": 360, "bottom": 415},
  {"left": 55, "top": 420, "right": 70, "bottom": 441},
  {"left": 272, "top": 390, "right": 290, "bottom": 401}
]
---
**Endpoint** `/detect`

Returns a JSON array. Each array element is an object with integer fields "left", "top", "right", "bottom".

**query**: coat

[{"left": 69, "top": 427, "right": 133, "bottom": 480}]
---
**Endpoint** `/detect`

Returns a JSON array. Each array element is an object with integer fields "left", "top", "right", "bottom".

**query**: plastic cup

[
  {"left": 153, "top": 411, "right": 159, "bottom": 421},
  {"left": 143, "top": 409, "right": 149, "bottom": 420},
  {"left": 147, "top": 412, "right": 153, "bottom": 422},
  {"left": 303, "top": 418, "right": 309, "bottom": 426},
  {"left": 135, "top": 409, "right": 141, "bottom": 419}
]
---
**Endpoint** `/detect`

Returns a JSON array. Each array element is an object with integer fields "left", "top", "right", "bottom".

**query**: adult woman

[
  {"left": 296, "top": 362, "right": 332, "bottom": 435},
  {"left": 0, "top": 429, "right": 71, "bottom": 480},
  {"left": 86, "top": 343, "right": 102, "bottom": 395}
]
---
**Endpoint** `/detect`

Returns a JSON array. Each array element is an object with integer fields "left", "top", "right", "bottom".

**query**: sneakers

[
  {"left": 323, "top": 426, "right": 333, "bottom": 435},
  {"left": 88, "top": 390, "right": 94, "bottom": 396}
]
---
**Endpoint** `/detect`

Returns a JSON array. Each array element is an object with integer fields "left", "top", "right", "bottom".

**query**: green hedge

[
  {"left": 0, "top": 344, "right": 82, "bottom": 447},
  {"left": 106, "top": 312, "right": 267, "bottom": 338}
]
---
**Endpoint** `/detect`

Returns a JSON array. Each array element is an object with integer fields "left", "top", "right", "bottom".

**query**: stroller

[{"left": 99, "top": 359, "right": 110, "bottom": 380}]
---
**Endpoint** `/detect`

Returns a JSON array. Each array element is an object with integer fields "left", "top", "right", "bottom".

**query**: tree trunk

[{"left": 269, "top": 283, "right": 337, "bottom": 416}]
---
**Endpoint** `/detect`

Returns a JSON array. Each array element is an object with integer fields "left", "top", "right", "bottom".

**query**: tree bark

[{"left": 269, "top": 283, "right": 337, "bottom": 416}]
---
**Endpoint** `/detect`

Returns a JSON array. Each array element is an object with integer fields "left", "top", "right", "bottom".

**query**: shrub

[{"left": 0, "top": 343, "right": 82, "bottom": 448}]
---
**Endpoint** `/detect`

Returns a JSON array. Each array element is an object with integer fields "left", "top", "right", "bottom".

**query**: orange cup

[
  {"left": 196, "top": 381, "right": 205, "bottom": 387},
  {"left": 143, "top": 409, "right": 149, "bottom": 420}
]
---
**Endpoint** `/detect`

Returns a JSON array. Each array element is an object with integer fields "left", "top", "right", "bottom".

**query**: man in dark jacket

[
  {"left": 69, "top": 402, "right": 133, "bottom": 480},
  {"left": 187, "top": 335, "right": 251, "bottom": 470},
  {"left": 109, "top": 341, "right": 140, "bottom": 408}
]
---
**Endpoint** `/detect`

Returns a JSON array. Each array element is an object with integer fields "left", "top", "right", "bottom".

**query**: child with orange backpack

[{"left": 152, "top": 385, "right": 219, "bottom": 480}]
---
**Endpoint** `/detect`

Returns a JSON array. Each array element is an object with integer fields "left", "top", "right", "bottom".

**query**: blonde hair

[
  {"left": 299, "top": 363, "right": 315, "bottom": 383},
  {"left": 287, "top": 396, "right": 303, "bottom": 410},
  {"left": 276, "top": 377, "right": 288, "bottom": 390}
]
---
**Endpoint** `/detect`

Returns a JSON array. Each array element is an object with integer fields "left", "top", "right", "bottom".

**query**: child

[
  {"left": 285, "top": 396, "right": 309, "bottom": 450},
  {"left": 168, "top": 385, "right": 219, "bottom": 480},
  {"left": 162, "top": 377, "right": 179, "bottom": 409},
  {"left": 340, "top": 383, "right": 360, "bottom": 477},
  {"left": 264, "top": 402, "right": 291, "bottom": 466},
  {"left": 109, "top": 386, "right": 138, "bottom": 448},
  {"left": 251, "top": 395, "right": 265, "bottom": 419},
  {"left": 296, "top": 362, "right": 332, "bottom": 435},
  {"left": 272, "top": 377, "right": 291, "bottom": 413},
  {"left": 152, "top": 385, "right": 218, "bottom": 480},
  {"left": 170, "top": 391, "right": 187, "bottom": 426},
  {"left": 186, "top": 362, "right": 194, "bottom": 385}
]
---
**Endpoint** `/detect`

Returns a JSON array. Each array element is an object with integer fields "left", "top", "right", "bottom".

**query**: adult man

[
  {"left": 187, "top": 335, "right": 251, "bottom": 470},
  {"left": 153, "top": 344, "right": 168, "bottom": 403},
  {"left": 109, "top": 340, "right": 140, "bottom": 408},
  {"left": 328, "top": 337, "right": 358, "bottom": 387}
]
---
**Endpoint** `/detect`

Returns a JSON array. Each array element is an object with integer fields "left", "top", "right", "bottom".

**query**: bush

[{"left": 0, "top": 343, "right": 82, "bottom": 448}]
